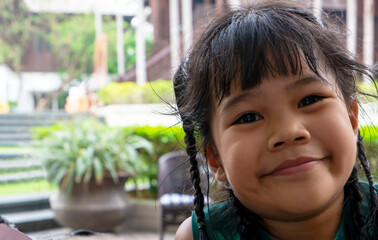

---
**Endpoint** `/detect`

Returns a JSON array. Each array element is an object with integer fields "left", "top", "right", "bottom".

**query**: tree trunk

[{"left": 35, "top": 77, "right": 73, "bottom": 111}]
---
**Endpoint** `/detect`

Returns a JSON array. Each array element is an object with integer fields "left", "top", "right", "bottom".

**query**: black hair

[{"left": 173, "top": 0, "right": 377, "bottom": 239}]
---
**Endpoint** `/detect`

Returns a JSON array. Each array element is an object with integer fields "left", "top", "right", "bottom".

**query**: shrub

[
  {"left": 32, "top": 119, "right": 185, "bottom": 198},
  {"left": 31, "top": 118, "right": 153, "bottom": 195},
  {"left": 359, "top": 125, "right": 378, "bottom": 179},
  {"left": 97, "top": 79, "right": 174, "bottom": 105},
  {"left": 125, "top": 125, "right": 185, "bottom": 196},
  {"left": 97, "top": 81, "right": 144, "bottom": 105},
  {"left": 357, "top": 80, "right": 378, "bottom": 103}
]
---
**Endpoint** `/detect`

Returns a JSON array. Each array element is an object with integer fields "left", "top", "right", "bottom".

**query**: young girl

[{"left": 173, "top": 1, "right": 378, "bottom": 240}]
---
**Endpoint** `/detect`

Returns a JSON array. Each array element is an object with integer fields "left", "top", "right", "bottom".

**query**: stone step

[
  {"left": 0, "top": 153, "right": 22, "bottom": 159},
  {"left": 0, "top": 133, "right": 33, "bottom": 140},
  {"left": 0, "top": 112, "right": 72, "bottom": 120},
  {"left": 0, "top": 141, "right": 30, "bottom": 147},
  {"left": 0, "top": 119, "right": 58, "bottom": 126},
  {"left": 0, "top": 193, "right": 51, "bottom": 214},
  {"left": 0, "top": 159, "right": 42, "bottom": 172},
  {"left": 0, "top": 170, "right": 46, "bottom": 184},
  {"left": 1, "top": 209, "right": 58, "bottom": 233},
  {"left": 0, "top": 126, "right": 31, "bottom": 134}
]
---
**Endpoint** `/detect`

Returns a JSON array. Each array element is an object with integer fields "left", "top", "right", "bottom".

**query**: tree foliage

[
  {"left": 0, "top": 0, "right": 44, "bottom": 72},
  {"left": 0, "top": 0, "right": 153, "bottom": 110},
  {"left": 38, "top": 14, "right": 152, "bottom": 110},
  {"left": 48, "top": 14, "right": 152, "bottom": 77}
]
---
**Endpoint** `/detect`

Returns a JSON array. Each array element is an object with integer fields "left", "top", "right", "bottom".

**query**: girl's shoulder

[
  {"left": 191, "top": 200, "right": 239, "bottom": 240},
  {"left": 175, "top": 217, "right": 194, "bottom": 240},
  {"left": 191, "top": 200, "right": 272, "bottom": 240}
]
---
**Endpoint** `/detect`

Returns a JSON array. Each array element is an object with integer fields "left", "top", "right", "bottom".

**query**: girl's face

[{"left": 207, "top": 62, "right": 358, "bottom": 221}]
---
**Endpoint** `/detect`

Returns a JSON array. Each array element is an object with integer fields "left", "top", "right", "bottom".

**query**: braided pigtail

[
  {"left": 229, "top": 190, "right": 260, "bottom": 240},
  {"left": 344, "top": 167, "right": 363, "bottom": 239},
  {"left": 174, "top": 59, "right": 209, "bottom": 240},
  {"left": 357, "top": 131, "right": 378, "bottom": 237},
  {"left": 183, "top": 124, "right": 208, "bottom": 240}
]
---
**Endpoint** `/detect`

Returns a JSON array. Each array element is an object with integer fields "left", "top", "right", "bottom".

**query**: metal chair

[{"left": 158, "top": 150, "right": 209, "bottom": 240}]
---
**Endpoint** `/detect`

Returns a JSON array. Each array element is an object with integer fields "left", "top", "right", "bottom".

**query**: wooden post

[
  {"left": 169, "top": 0, "right": 180, "bottom": 74},
  {"left": 94, "top": 34, "right": 108, "bottom": 89},
  {"left": 94, "top": 11, "right": 107, "bottom": 89},
  {"left": 136, "top": 0, "right": 147, "bottom": 85},
  {"left": 346, "top": 0, "right": 357, "bottom": 56},
  {"left": 182, "top": 0, "right": 193, "bottom": 54},
  {"left": 150, "top": 0, "right": 170, "bottom": 48}
]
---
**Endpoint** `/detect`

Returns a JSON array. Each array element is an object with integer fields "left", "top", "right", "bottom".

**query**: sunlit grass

[
  {"left": 0, "top": 180, "right": 57, "bottom": 196},
  {"left": 0, "top": 177, "right": 156, "bottom": 197},
  {"left": 0, "top": 146, "right": 32, "bottom": 154}
]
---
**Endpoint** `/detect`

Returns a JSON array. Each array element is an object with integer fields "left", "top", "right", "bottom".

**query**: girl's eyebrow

[
  {"left": 220, "top": 90, "right": 261, "bottom": 116},
  {"left": 220, "top": 76, "right": 325, "bottom": 115},
  {"left": 286, "top": 76, "right": 325, "bottom": 90}
]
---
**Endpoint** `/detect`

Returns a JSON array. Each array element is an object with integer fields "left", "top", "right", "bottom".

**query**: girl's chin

[{"left": 242, "top": 184, "right": 345, "bottom": 221}]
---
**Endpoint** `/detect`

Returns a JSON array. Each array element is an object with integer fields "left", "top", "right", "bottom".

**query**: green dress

[{"left": 192, "top": 182, "right": 377, "bottom": 240}]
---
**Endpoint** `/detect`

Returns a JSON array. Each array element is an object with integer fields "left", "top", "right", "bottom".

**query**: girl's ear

[
  {"left": 206, "top": 146, "right": 227, "bottom": 182},
  {"left": 349, "top": 101, "right": 359, "bottom": 138}
]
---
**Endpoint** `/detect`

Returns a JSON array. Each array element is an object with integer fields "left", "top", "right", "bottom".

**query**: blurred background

[{"left": 0, "top": 0, "right": 376, "bottom": 239}]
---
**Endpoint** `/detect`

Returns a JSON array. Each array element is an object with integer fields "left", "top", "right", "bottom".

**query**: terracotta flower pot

[{"left": 50, "top": 174, "right": 131, "bottom": 232}]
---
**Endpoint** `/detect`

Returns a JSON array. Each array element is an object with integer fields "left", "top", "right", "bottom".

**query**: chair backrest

[{"left": 158, "top": 150, "right": 208, "bottom": 198}]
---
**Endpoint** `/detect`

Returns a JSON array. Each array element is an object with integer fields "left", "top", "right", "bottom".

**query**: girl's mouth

[{"left": 266, "top": 156, "right": 327, "bottom": 176}]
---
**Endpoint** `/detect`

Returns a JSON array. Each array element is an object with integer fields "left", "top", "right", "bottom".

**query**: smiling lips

[{"left": 267, "top": 156, "right": 325, "bottom": 176}]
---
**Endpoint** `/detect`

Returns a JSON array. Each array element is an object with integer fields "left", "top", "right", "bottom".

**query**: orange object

[
  {"left": 65, "top": 96, "right": 90, "bottom": 113},
  {"left": 0, "top": 100, "right": 10, "bottom": 114}
]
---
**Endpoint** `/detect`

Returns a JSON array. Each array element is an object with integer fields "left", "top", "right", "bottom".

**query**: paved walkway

[{"left": 28, "top": 228, "right": 175, "bottom": 240}]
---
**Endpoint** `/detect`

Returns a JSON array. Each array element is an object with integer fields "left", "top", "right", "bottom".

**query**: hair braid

[
  {"left": 344, "top": 167, "right": 363, "bottom": 239},
  {"left": 357, "top": 131, "right": 378, "bottom": 237},
  {"left": 229, "top": 190, "right": 260, "bottom": 240},
  {"left": 183, "top": 124, "right": 209, "bottom": 240}
]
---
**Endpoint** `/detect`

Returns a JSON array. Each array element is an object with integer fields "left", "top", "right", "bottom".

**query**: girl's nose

[{"left": 267, "top": 118, "right": 311, "bottom": 151}]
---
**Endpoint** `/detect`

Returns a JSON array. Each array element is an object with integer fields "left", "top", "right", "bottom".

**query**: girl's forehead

[{"left": 213, "top": 52, "right": 332, "bottom": 104}]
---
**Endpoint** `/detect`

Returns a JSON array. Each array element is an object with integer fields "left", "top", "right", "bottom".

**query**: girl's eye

[
  {"left": 234, "top": 112, "right": 263, "bottom": 124},
  {"left": 298, "top": 95, "right": 324, "bottom": 108}
]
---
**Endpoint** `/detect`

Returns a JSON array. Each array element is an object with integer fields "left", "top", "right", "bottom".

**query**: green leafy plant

[
  {"left": 124, "top": 125, "right": 185, "bottom": 196},
  {"left": 360, "top": 125, "right": 378, "bottom": 144},
  {"left": 142, "top": 80, "right": 175, "bottom": 104},
  {"left": 357, "top": 80, "right": 378, "bottom": 103},
  {"left": 97, "top": 81, "right": 144, "bottom": 104},
  {"left": 32, "top": 119, "right": 153, "bottom": 195},
  {"left": 359, "top": 125, "right": 378, "bottom": 179}
]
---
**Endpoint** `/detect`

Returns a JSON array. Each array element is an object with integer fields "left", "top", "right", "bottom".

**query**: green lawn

[
  {"left": 0, "top": 180, "right": 57, "bottom": 196},
  {"left": 0, "top": 146, "right": 32, "bottom": 154},
  {"left": 0, "top": 177, "right": 154, "bottom": 197}
]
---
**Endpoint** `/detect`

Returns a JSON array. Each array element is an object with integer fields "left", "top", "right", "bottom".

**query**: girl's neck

[{"left": 262, "top": 191, "right": 344, "bottom": 240}]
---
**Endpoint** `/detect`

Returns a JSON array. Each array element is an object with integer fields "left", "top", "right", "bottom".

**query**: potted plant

[{"left": 32, "top": 118, "right": 153, "bottom": 231}]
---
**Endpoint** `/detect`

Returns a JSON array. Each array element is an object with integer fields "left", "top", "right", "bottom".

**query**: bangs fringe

[{"left": 208, "top": 5, "right": 324, "bottom": 104}]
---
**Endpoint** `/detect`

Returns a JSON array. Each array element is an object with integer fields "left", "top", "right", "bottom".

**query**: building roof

[{"left": 23, "top": 0, "right": 138, "bottom": 16}]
